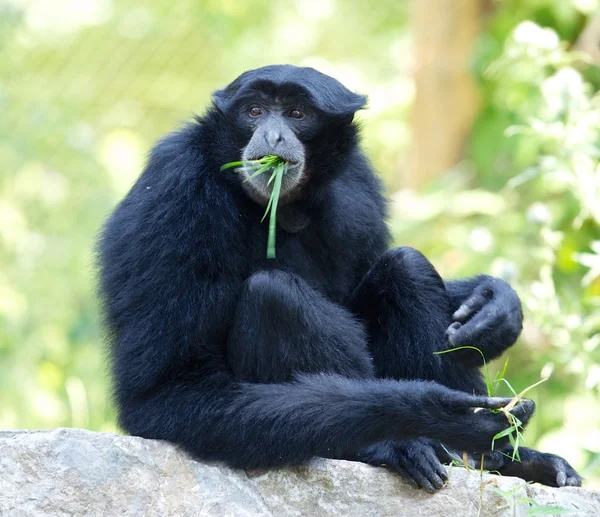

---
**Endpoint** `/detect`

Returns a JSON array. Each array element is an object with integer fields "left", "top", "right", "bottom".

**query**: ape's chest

[{"left": 245, "top": 218, "right": 359, "bottom": 304}]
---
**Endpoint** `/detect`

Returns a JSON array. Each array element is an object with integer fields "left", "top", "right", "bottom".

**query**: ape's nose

[{"left": 265, "top": 130, "right": 284, "bottom": 147}]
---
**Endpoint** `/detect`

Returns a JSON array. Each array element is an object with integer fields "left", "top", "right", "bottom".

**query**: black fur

[{"left": 98, "top": 65, "right": 579, "bottom": 490}]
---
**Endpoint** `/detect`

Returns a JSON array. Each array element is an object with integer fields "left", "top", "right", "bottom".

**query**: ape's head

[{"left": 211, "top": 65, "right": 366, "bottom": 205}]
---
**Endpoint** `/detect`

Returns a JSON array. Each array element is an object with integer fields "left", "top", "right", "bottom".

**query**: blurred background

[{"left": 1, "top": 0, "right": 599, "bottom": 486}]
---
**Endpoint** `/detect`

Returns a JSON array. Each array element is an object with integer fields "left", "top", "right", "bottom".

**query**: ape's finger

[
  {"left": 385, "top": 464, "right": 418, "bottom": 488},
  {"left": 435, "top": 462, "right": 449, "bottom": 482},
  {"left": 402, "top": 462, "right": 437, "bottom": 493},
  {"left": 425, "top": 448, "right": 449, "bottom": 483},
  {"left": 416, "top": 445, "right": 448, "bottom": 486},
  {"left": 398, "top": 453, "right": 445, "bottom": 493},
  {"left": 551, "top": 456, "right": 582, "bottom": 488},
  {"left": 450, "top": 310, "right": 505, "bottom": 348},
  {"left": 453, "top": 295, "right": 488, "bottom": 323},
  {"left": 445, "top": 321, "right": 461, "bottom": 340},
  {"left": 510, "top": 398, "right": 536, "bottom": 425},
  {"left": 451, "top": 394, "right": 514, "bottom": 410}
]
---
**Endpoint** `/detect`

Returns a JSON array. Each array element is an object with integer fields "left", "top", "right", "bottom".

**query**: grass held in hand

[
  {"left": 434, "top": 346, "right": 547, "bottom": 462},
  {"left": 221, "top": 155, "right": 289, "bottom": 259}
]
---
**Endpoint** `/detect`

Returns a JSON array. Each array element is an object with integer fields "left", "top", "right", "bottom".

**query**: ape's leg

[
  {"left": 227, "top": 267, "right": 480, "bottom": 488},
  {"left": 350, "top": 247, "right": 484, "bottom": 393},
  {"left": 226, "top": 267, "right": 518, "bottom": 486},
  {"left": 105, "top": 253, "right": 536, "bottom": 469},
  {"left": 227, "top": 269, "right": 374, "bottom": 383},
  {"left": 347, "top": 247, "right": 477, "bottom": 491},
  {"left": 350, "top": 247, "right": 581, "bottom": 489}
]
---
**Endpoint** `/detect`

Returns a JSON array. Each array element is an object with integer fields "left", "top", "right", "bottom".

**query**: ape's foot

[
  {"left": 357, "top": 439, "right": 448, "bottom": 493},
  {"left": 475, "top": 448, "right": 582, "bottom": 488}
]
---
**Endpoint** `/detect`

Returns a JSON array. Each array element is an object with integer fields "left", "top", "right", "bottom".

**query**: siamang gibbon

[{"left": 98, "top": 65, "right": 581, "bottom": 492}]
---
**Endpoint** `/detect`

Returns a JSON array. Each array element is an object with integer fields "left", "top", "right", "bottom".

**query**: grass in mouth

[
  {"left": 221, "top": 155, "right": 289, "bottom": 259},
  {"left": 434, "top": 346, "right": 548, "bottom": 462}
]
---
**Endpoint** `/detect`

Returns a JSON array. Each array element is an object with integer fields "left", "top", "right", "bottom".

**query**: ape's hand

[
  {"left": 445, "top": 277, "right": 522, "bottom": 366},
  {"left": 423, "top": 389, "right": 535, "bottom": 453}
]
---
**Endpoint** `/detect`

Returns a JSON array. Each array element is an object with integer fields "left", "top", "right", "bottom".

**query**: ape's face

[
  {"left": 212, "top": 65, "right": 367, "bottom": 205},
  {"left": 231, "top": 86, "right": 319, "bottom": 205}
]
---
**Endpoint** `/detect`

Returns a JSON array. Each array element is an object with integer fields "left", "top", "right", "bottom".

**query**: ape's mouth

[{"left": 250, "top": 155, "right": 299, "bottom": 167}]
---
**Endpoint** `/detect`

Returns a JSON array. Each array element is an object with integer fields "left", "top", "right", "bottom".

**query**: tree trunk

[
  {"left": 408, "top": 0, "right": 488, "bottom": 188},
  {"left": 575, "top": 12, "right": 600, "bottom": 66}
]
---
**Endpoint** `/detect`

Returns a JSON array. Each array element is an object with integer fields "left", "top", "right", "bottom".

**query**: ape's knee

[
  {"left": 379, "top": 247, "right": 426, "bottom": 272},
  {"left": 244, "top": 270, "right": 304, "bottom": 310},
  {"left": 247, "top": 269, "right": 289, "bottom": 292},
  {"left": 375, "top": 247, "right": 444, "bottom": 291}
]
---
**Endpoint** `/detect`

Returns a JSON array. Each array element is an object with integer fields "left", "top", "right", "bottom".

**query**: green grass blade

[
  {"left": 221, "top": 154, "right": 281, "bottom": 172},
  {"left": 435, "top": 346, "right": 493, "bottom": 395},
  {"left": 261, "top": 170, "right": 278, "bottom": 223},
  {"left": 527, "top": 505, "right": 578, "bottom": 515},
  {"left": 266, "top": 164, "right": 284, "bottom": 259},
  {"left": 492, "top": 426, "right": 516, "bottom": 442},
  {"left": 434, "top": 345, "right": 486, "bottom": 362},
  {"left": 244, "top": 163, "right": 273, "bottom": 183},
  {"left": 496, "top": 377, "right": 518, "bottom": 397},
  {"left": 220, "top": 160, "right": 247, "bottom": 171},
  {"left": 493, "top": 357, "right": 510, "bottom": 394},
  {"left": 511, "top": 433, "right": 521, "bottom": 461},
  {"left": 498, "top": 356, "right": 510, "bottom": 381},
  {"left": 222, "top": 155, "right": 288, "bottom": 257},
  {"left": 267, "top": 169, "right": 278, "bottom": 186},
  {"left": 484, "top": 364, "right": 493, "bottom": 396}
]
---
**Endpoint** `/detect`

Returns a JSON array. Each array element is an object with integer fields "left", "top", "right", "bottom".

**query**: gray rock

[{"left": 1, "top": 428, "right": 598, "bottom": 517}]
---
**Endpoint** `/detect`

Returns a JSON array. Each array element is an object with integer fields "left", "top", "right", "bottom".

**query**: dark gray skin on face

[{"left": 240, "top": 101, "right": 307, "bottom": 206}]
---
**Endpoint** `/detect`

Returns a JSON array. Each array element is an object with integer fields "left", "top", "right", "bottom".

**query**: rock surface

[{"left": 1, "top": 428, "right": 598, "bottom": 517}]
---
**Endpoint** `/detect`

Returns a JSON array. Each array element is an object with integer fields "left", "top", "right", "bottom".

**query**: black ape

[{"left": 98, "top": 65, "right": 580, "bottom": 491}]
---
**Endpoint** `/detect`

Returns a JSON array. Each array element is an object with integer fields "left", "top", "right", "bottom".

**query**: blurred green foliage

[
  {"left": 0, "top": 0, "right": 598, "bottom": 485},
  {"left": 394, "top": 2, "right": 600, "bottom": 484}
]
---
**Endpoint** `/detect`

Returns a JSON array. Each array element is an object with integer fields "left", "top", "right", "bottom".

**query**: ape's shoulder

[
  {"left": 327, "top": 149, "right": 389, "bottom": 243},
  {"left": 98, "top": 121, "right": 247, "bottom": 285}
]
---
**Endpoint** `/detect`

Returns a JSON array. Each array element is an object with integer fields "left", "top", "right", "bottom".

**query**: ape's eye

[
  {"left": 289, "top": 109, "right": 304, "bottom": 119},
  {"left": 248, "top": 106, "right": 264, "bottom": 117}
]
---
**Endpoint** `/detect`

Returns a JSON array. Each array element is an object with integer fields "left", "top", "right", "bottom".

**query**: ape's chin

[{"left": 241, "top": 183, "right": 271, "bottom": 206}]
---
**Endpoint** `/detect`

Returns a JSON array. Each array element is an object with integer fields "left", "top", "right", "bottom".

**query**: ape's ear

[
  {"left": 211, "top": 89, "right": 227, "bottom": 112},
  {"left": 305, "top": 85, "right": 367, "bottom": 118},
  {"left": 299, "top": 69, "right": 367, "bottom": 117},
  {"left": 212, "top": 73, "right": 247, "bottom": 113},
  {"left": 212, "top": 84, "right": 237, "bottom": 113}
]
